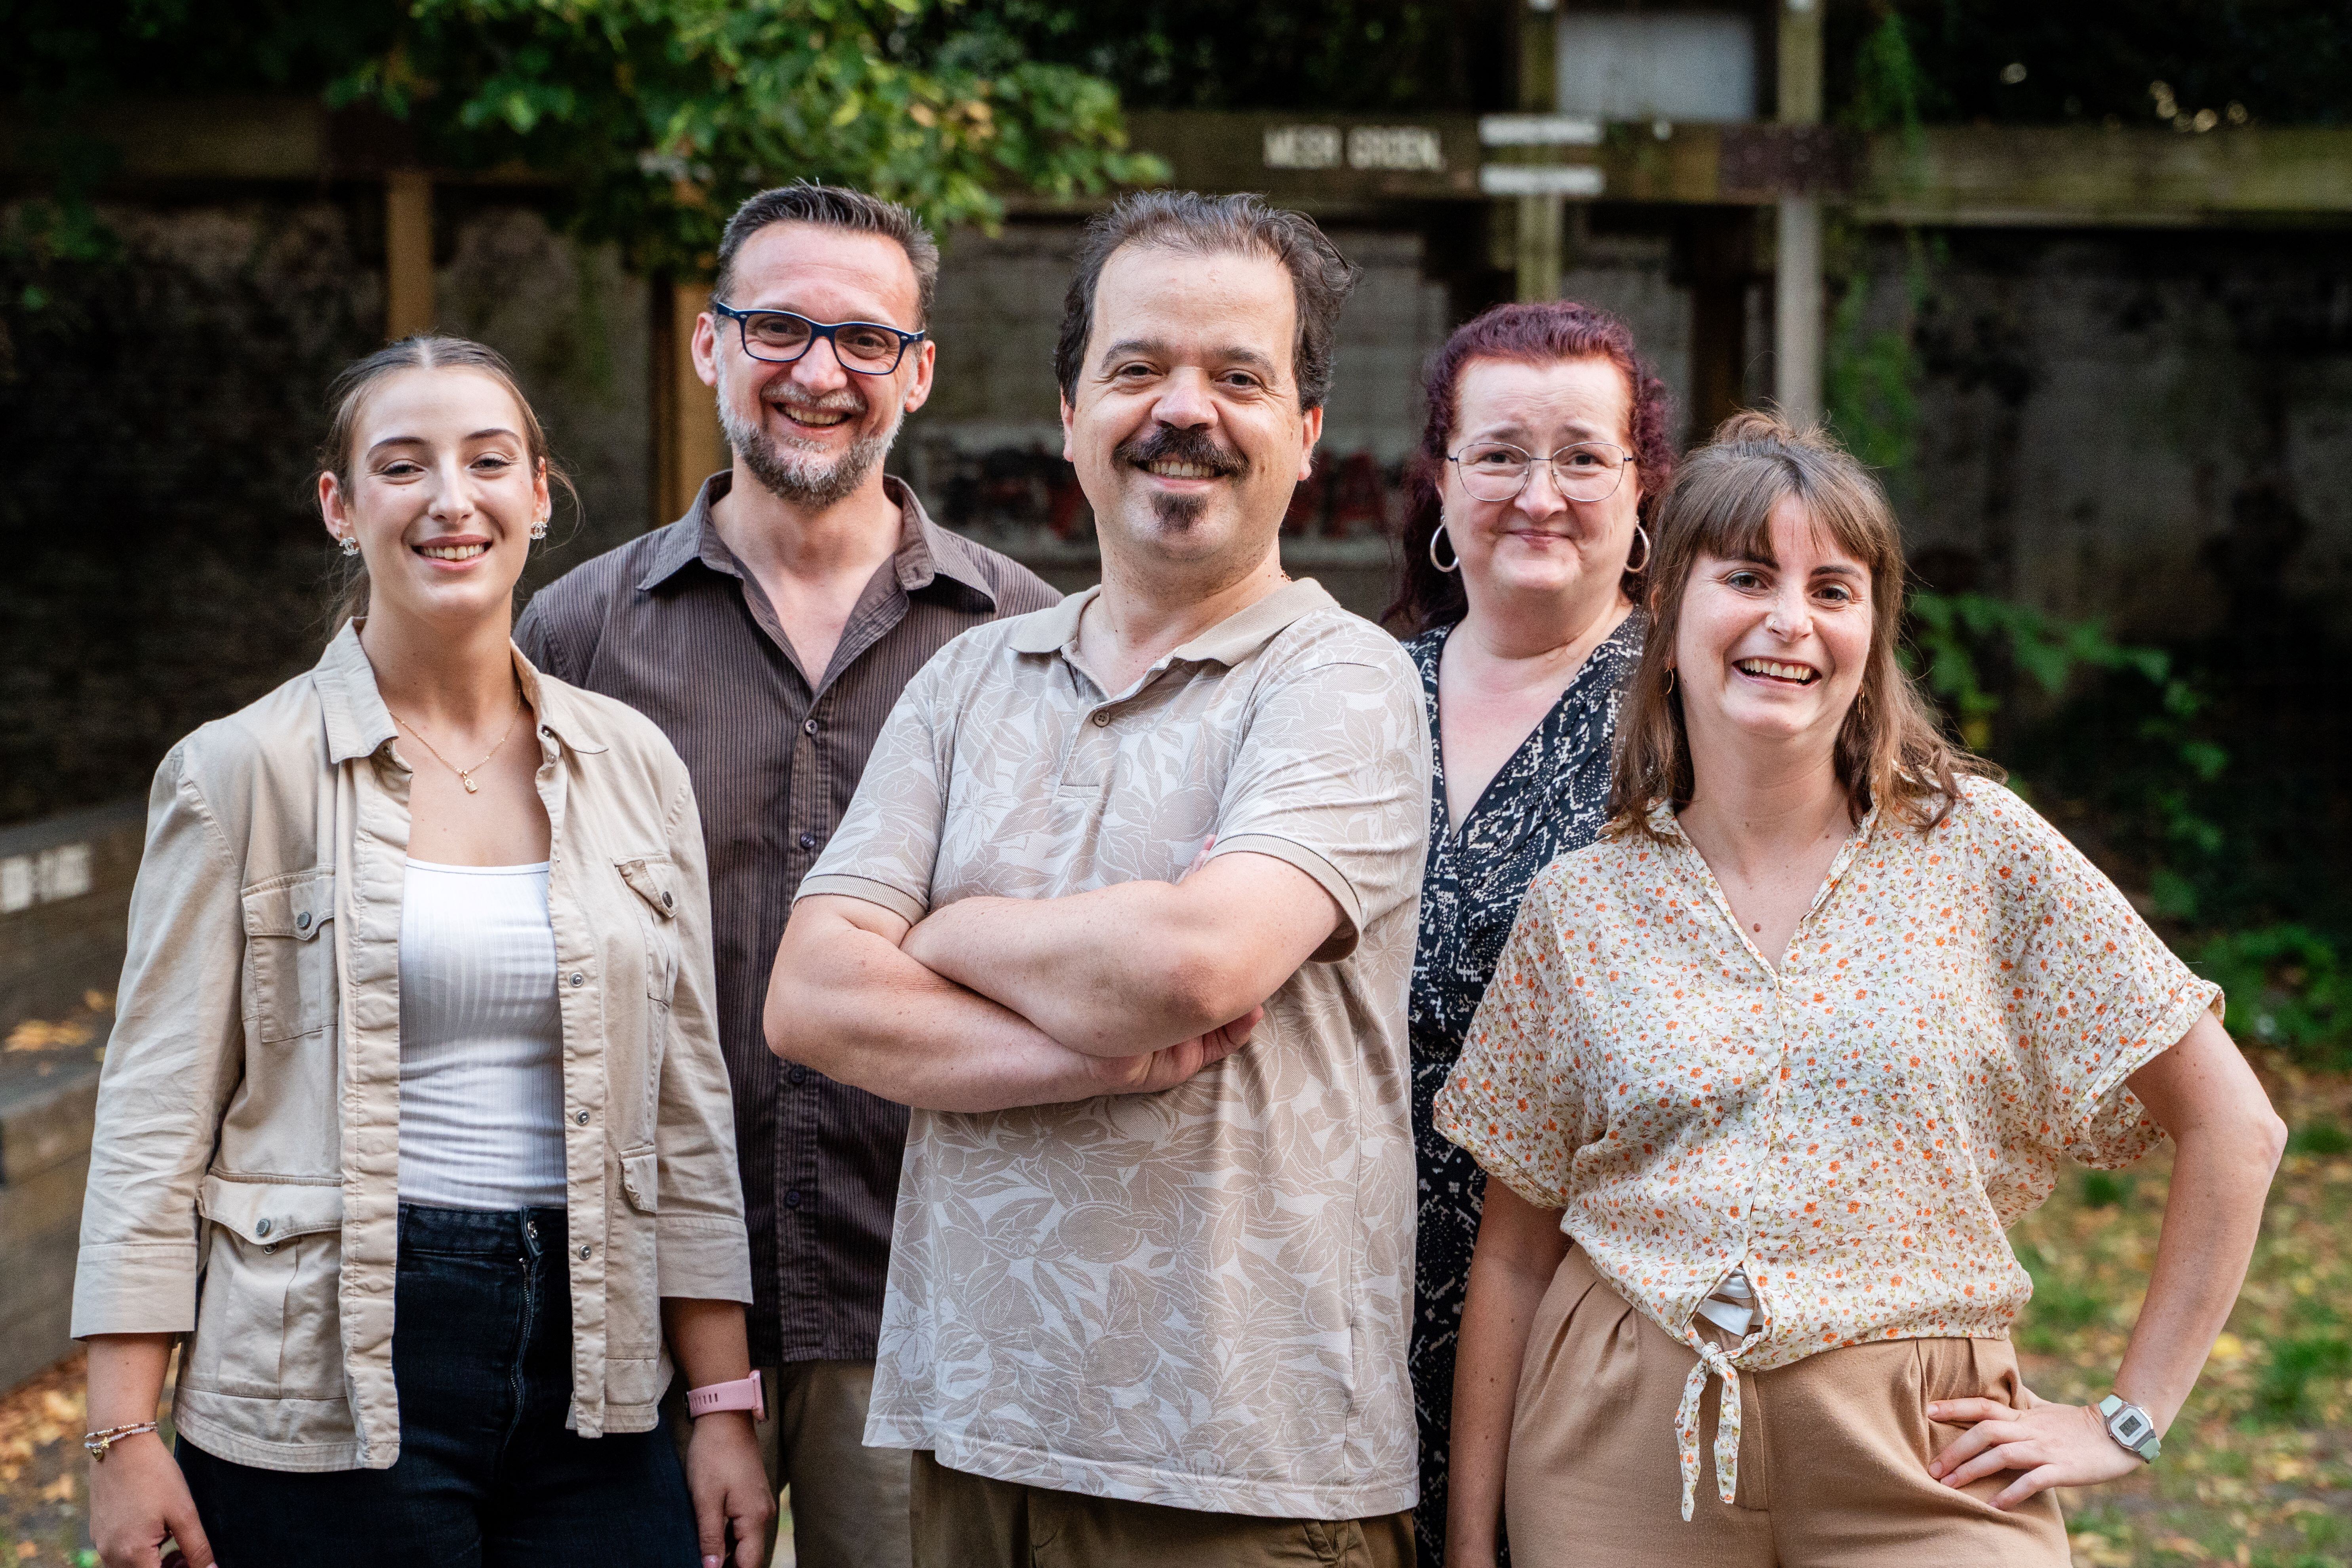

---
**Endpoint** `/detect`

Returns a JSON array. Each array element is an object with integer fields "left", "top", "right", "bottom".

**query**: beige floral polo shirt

[
  {"left": 800, "top": 578, "right": 1430, "bottom": 1519},
  {"left": 1435, "top": 777, "right": 2221, "bottom": 1518}
]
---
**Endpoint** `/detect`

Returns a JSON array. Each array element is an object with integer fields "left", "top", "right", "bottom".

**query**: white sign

[
  {"left": 1346, "top": 126, "right": 1445, "bottom": 171},
  {"left": 1480, "top": 166, "right": 1607, "bottom": 198},
  {"left": 0, "top": 842, "right": 93, "bottom": 913},
  {"left": 1479, "top": 115, "right": 1604, "bottom": 147},
  {"left": 1263, "top": 126, "right": 1343, "bottom": 170}
]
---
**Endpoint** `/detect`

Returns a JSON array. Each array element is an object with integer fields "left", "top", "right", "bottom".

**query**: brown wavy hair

[
  {"left": 1606, "top": 411, "right": 1999, "bottom": 839},
  {"left": 1385, "top": 299, "right": 1676, "bottom": 634}
]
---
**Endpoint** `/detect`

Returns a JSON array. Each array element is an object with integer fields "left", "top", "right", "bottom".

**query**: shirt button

[
  {"left": 798, "top": 832, "right": 819, "bottom": 852},
  {"left": 575, "top": 1110, "right": 590, "bottom": 1125},
  {"left": 577, "top": 1243, "right": 592, "bottom": 1260},
  {"left": 803, "top": 718, "right": 820, "bottom": 735},
  {"left": 788, "top": 1065, "right": 807, "bottom": 1086},
  {"left": 1092, "top": 711, "right": 1110, "bottom": 727},
  {"left": 569, "top": 972, "right": 585, "bottom": 987},
  {"left": 661, "top": 890, "right": 674, "bottom": 909},
  {"left": 254, "top": 1218, "right": 273, "bottom": 1237},
  {"left": 784, "top": 1190, "right": 802, "bottom": 1210},
  {"left": 294, "top": 911, "right": 312, "bottom": 931}
]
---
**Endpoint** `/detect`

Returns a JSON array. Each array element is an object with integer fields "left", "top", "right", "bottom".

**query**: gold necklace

[{"left": 388, "top": 691, "right": 525, "bottom": 794}]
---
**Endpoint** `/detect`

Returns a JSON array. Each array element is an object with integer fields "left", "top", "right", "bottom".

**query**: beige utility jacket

[{"left": 71, "top": 623, "right": 751, "bottom": 1472}]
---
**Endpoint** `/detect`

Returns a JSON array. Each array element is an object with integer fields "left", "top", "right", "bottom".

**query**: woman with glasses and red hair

[{"left": 1384, "top": 300, "right": 1676, "bottom": 1566}]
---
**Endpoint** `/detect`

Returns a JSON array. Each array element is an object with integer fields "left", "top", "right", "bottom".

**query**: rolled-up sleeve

[
  {"left": 651, "top": 768, "right": 754, "bottom": 1301},
  {"left": 72, "top": 747, "right": 247, "bottom": 1338}
]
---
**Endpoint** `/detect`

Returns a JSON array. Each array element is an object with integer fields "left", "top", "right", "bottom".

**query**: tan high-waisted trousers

[{"left": 1503, "top": 1247, "right": 2070, "bottom": 1567}]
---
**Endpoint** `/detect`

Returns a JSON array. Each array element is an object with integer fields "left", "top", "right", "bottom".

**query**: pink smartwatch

[{"left": 686, "top": 1372, "right": 765, "bottom": 1421}]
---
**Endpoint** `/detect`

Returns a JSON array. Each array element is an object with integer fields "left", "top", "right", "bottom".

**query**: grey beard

[{"left": 718, "top": 391, "right": 901, "bottom": 509}]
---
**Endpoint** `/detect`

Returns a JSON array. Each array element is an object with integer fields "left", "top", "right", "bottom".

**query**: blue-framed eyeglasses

[{"left": 710, "top": 302, "right": 927, "bottom": 375}]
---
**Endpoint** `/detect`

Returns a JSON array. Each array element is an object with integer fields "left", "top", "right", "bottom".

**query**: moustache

[
  {"left": 1112, "top": 424, "right": 1249, "bottom": 479},
  {"left": 765, "top": 387, "right": 868, "bottom": 419}
]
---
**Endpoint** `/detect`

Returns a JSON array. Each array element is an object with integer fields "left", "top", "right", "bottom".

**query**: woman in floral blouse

[
  {"left": 1437, "top": 412, "right": 2285, "bottom": 1566},
  {"left": 1385, "top": 301, "right": 1674, "bottom": 1568}
]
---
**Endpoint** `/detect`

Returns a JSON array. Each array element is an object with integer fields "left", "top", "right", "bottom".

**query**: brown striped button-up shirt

[{"left": 516, "top": 472, "right": 1058, "bottom": 1363}]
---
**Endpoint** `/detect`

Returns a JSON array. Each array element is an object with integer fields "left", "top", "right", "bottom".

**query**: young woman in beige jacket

[{"left": 76, "top": 339, "right": 772, "bottom": 1568}]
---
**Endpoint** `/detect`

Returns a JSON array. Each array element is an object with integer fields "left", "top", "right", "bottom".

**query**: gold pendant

[{"left": 461, "top": 773, "right": 479, "bottom": 794}]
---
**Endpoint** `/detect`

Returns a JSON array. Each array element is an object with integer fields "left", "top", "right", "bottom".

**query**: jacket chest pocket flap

[
  {"left": 615, "top": 856, "right": 681, "bottom": 1001},
  {"left": 242, "top": 868, "right": 337, "bottom": 1044}
]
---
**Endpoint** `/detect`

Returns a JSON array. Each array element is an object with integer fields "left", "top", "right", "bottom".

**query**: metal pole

[
  {"left": 1774, "top": 196, "right": 1823, "bottom": 426},
  {"left": 1774, "top": 0, "right": 1824, "bottom": 425}
]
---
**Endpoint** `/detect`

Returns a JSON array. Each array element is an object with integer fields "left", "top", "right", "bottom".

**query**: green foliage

[
  {"left": 2195, "top": 927, "right": 2350, "bottom": 1066},
  {"left": 2251, "top": 1334, "right": 2352, "bottom": 1426},
  {"left": 935, "top": 1, "right": 1507, "bottom": 113},
  {"left": 2014, "top": 1240, "right": 2109, "bottom": 1351},
  {"left": 2288, "top": 1120, "right": 2352, "bottom": 1157},
  {"left": 1823, "top": 0, "right": 2352, "bottom": 129},
  {"left": 332, "top": 0, "right": 1165, "bottom": 275},
  {"left": 2080, "top": 1171, "right": 2134, "bottom": 1208}
]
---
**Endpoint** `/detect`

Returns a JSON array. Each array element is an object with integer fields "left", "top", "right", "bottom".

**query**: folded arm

[
  {"left": 766, "top": 894, "right": 1255, "bottom": 1113},
  {"left": 898, "top": 850, "right": 1343, "bottom": 1057}
]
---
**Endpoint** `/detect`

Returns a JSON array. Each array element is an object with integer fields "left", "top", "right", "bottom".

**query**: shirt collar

[
  {"left": 636, "top": 469, "right": 996, "bottom": 609},
  {"left": 1007, "top": 576, "right": 1335, "bottom": 664},
  {"left": 313, "top": 619, "right": 609, "bottom": 766}
]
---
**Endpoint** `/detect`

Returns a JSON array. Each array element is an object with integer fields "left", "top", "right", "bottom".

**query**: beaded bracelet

[{"left": 84, "top": 1421, "right": 160, "bottom": 1461}]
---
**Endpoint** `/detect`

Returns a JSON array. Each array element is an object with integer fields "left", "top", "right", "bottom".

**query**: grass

[{"left": 2028, "top": 1057, "right": 2352, "bottom": 1568}]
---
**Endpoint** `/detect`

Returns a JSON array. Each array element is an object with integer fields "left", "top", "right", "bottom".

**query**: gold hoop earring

[
  {"left": 1428, "top": 523, "right": 1461, "bottom": 574},
  {"left": 1625, "top": 522, "right": 1651, "bottom": 574},
  {"left": 1664, "top": 667, "right": 1677, "bottom": 695}
]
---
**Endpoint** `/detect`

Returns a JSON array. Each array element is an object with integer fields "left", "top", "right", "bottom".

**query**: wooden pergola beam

[{"left": 7, "top": 100, "right": 2350, "bottom": 226}]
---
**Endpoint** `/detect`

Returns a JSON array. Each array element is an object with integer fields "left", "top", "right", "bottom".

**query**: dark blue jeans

[{"left": 180, "top": 1204, "right": 699, "bottom": 1568}]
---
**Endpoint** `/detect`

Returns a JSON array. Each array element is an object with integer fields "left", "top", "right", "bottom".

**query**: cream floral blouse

[{"left": 1434, "top": 777, "right": 2221, "bottom": 1518}]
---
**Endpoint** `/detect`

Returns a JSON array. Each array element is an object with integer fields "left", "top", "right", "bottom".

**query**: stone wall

[
  {"left": 1840, "top": 227, "right": 2352, "bottom": 640},
  {"left": 0, "top": 803, "right": 141, "bottom": 1393}
]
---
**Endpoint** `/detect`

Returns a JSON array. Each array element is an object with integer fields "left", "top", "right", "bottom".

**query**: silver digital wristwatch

[{"left": 2097, "top": 1395, "right": 2161, "bottom": 1462}]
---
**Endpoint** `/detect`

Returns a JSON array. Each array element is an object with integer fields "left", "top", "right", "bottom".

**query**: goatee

[{"left": 718, "top": 380, "right": 902, "bottom": 509}]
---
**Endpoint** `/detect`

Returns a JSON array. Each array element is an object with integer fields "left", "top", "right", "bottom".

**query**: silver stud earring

[{"left": 339, "top": 532, "right": 360, "bottom": 557}]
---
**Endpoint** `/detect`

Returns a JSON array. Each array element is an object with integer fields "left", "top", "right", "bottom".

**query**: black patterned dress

[{"left": 1406, "top": 613, "right": 1643, "bottom": 1568}]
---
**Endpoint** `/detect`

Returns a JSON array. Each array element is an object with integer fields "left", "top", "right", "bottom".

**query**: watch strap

[
  {"left": 2097, "top": 1394, "right": 2160, "bottom": 1461},
  {"left": 686, "top": 1371, "right": 766, "bottom": 1422}
]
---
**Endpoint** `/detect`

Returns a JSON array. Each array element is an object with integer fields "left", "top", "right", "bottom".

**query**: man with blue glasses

[{"left": 517, "top": 182, "right": 1056, "bottom": 1568}]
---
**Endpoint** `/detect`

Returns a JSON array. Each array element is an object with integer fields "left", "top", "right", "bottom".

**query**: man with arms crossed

[
  {"left": 768, "top": 192, "right": 1429, "bottom": 1566},
  {"left": 517, "top": 184, "right": 1056, "bottom": 1568}
]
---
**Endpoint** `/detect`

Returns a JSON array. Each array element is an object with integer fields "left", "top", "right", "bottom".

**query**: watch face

[{"left": 2114, "top": 1408, "right": 2152, "bottom": 1445}]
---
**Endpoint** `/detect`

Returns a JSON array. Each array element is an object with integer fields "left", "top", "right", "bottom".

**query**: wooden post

[
  {"left": 652, "top": 279, "right": 728, "bottom": 524},
  {"left": 1774, "top": 0, "right": 1825, "bottom": 426},
  {"left": 385, "top": 170, "right": 434, "bottom": 340},
  {"left": 1512, "top": 0, "right": 1564, "bottom": 303},
  {"left": 1515, "top": 194, "right": 1565, "bottom": 303}
]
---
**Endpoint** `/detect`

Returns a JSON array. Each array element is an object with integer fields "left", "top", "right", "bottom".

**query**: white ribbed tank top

[{"left": 396, "top": 859, "right": 567, "bottom": 1210}]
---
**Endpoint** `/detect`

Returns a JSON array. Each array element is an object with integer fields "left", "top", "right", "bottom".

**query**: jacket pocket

[
  {"left": 241, "top": 868, "right": 337, "bottom": 1044},
  {"left": 614, "top": 856, "right": 682, "bottom": 1003},
  {"left": 186, "top": 1177, "right": 345, "bottom": 1398},
  {"left": 607, "top": 1149, "right": 663, "bottom": 1362}
]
